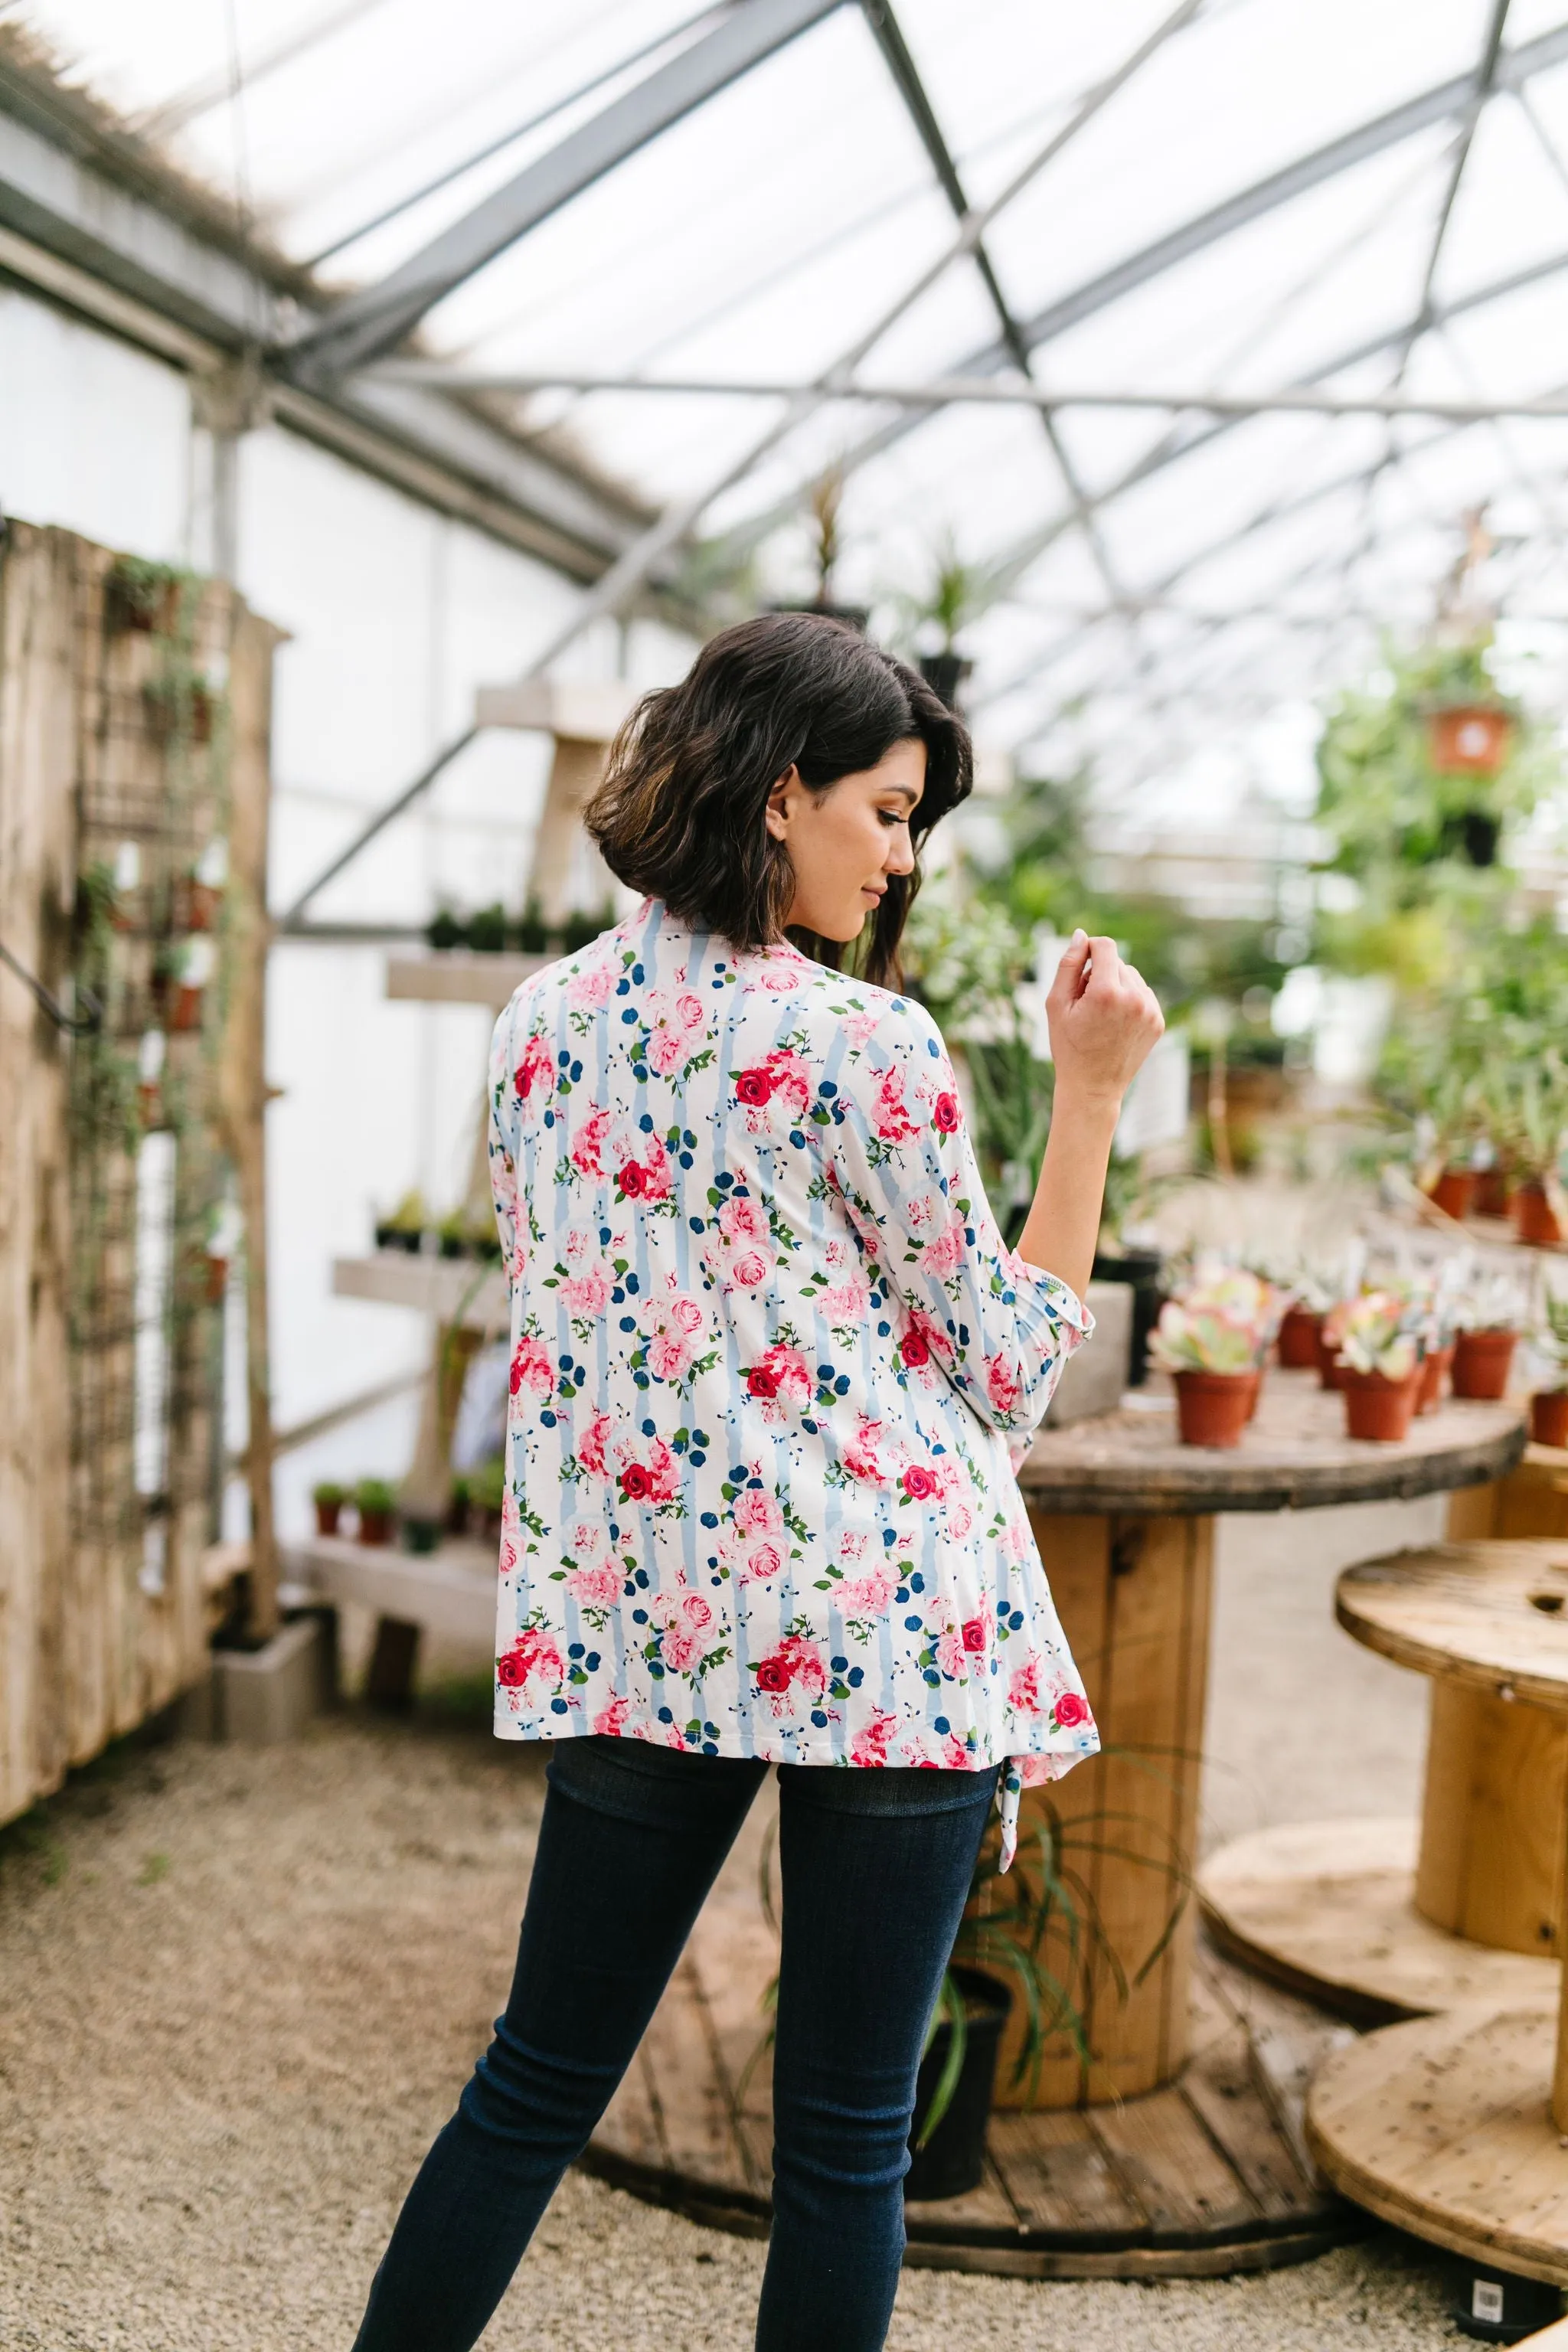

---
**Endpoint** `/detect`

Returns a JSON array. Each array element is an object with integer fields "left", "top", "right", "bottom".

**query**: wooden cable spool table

[
  {"left": 1200, "top": 1444, "right": 1568, "bottom": 2025},
  {"left": 585, "top": 1374, "right": 1523, "bottom": 2281},
  {"left": 1306, "top": 1540, "right": 1568, "bottom": 2286}
]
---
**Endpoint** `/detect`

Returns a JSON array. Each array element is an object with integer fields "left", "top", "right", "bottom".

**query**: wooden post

[
  {"left": 992, "top": 1509, "right": 1212, "bottom": 2108},
  {"left": 0, "top": 525, "right": 76, "bottom": 1821},
  {"left": 221, "top": 603, "right": 281, "bottom": 1642}
]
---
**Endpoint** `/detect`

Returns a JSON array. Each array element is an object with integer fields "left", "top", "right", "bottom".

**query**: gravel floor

[{"left": 0, "top": 1497, "right": 1491, "bottom": 2348}]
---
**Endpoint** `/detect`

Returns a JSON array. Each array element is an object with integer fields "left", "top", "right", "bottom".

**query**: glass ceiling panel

[{"left": 13, "top": 0, "right": 1568, "bottom": 795}]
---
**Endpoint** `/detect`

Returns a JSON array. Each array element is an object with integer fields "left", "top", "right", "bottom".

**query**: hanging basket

[{"left": 1427, "top": 704, "right": 1511, "bottom": 776}]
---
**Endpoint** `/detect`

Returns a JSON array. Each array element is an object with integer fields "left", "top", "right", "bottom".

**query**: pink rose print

[
  {"left": 871, "top": 1063, "right": 919, "bottom": 1143},
  {"left": 851, "top": 1710, "right": 898, "bottom": 1767},
  {"left": 733, "top": 1485, "right": 785, "bottom": 1537},
  {"left": 734, "top": 1066, "right": 774, "bottom": 1108},
  {"left": 736, "top": 1539, "right": 785, "bottom": 1585},
  {"left": 718, "top": 1194, "right": 769, "bottom": 1246},
  {"left": 962, "top": 1609, "right": 991, "bottom": 1657},
  {"left": 566, "top": 959, "right": 616, "bottom": 1010},
  {"left": 823, "top": 1276, "right": 871, "bottom": 1322},
  {"left": 576, "top": 1411, "right": 612, "bottom": 1478},
  {"left": 514, "top": 1034, "right": 555, "bottom": 1118},
  {"left": 730, "top": 1247, "right": 770, "bottom": 1288},
  {"left": 936, "top": 1623, "right": 969, "bottom": 1680},
  {"left": 763, "top": 1047, "right": 811, "bottom": 1117},
  {"left": 566, "top": 1563, "right": 621, "bottom": 1609},
  {"left": 1008, "top": 1658, "right": 1045, "bottom": 1713},
  {"left": 837, "top": 1566, "right": 899, "bottom": 1618},
  {"left": 922, "top": 1216, "right": 966, "bottom": 1276},
  {"left": 616, "top": 1437, "right": 678, "bottom": 1507},
  {"left": 753, "top": 1635, "right": 826, "bottom": 1713},
  {"left": 744, "top": 1343, "right": 811, "bottom": 1415},
  {"left": 900, "top": 1327, "right": 930, "bottom": 1367},
  {"left": 571, "top": 1106, "right": 612, "bottom": 1177},
  {"left": 645, "top": 987, "right": 708, "bottom": 1076},
  {"left": 643, "top": 1286, "right": 705, "bottom": 1381},
  {"left": 509, "top": 1337, "right": 554, "bottom": 1398},
  {"left": 933, "top": 1090, "right": 960, "bottom": 1134},
  {"left": 561, "top": 1263, "right": 612, "bottom": 1318},
  {"left": 844, "top": 1418, "right": 890, "bottom": 1483},
  {"left": 498, "top": 1626, "right": 564, "bottom": 1700},
  {"left": 942, "top": 1735, "right": 971, "bottom": 1770},
  {"left": 1054, "top": 1690, "right": 1092, "bottom": 1730},
  {"left": 593, "top": 1694, "right": 631, "bottom": 1737},
  {"left": 984, "top": 1351, "right": 1022, "bottom": 1417},
  {"left": 901, "top": 1463, "right": 939, "bottom": 1501},
  {"left": 498, "top": 1488, "right": 521, "bottom": 1578}
]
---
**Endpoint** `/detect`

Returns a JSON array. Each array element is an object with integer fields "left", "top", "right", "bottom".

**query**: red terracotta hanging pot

[{"left": 1428, "top": 704, "right": 1511, "bottom": 776}]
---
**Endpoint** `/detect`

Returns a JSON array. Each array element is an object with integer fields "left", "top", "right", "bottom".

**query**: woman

[{"left": 352, "top": 614, "right": 1162, "bottom": 2351}]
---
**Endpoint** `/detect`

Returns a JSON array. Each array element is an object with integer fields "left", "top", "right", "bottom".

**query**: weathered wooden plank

[
  {"left": 1418, "top": 1680, "right": 1566, "bottom": 1956},
  {"left": 1089, "top": 2083, "right": 1262, "bottom": 2236},
  {"left": 0, "top": 523, "right": 76, "bottom": 1824},
  {"left": 987, "top": 2108, "right": 1146, "bottom": 2236},
  {"left": 1338, "top": 1542, "right": 1568, "bottom": 1713},
  {"left": 1179, "top": 2024, "right": 1317, "bottom": 2221}
]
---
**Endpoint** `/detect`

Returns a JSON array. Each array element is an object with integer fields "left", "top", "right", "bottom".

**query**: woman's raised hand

[{"left": 1045, "top": 929, "right": 1165, "bottom": 1109}]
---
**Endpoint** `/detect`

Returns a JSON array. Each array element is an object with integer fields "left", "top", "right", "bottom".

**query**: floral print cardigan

[{"left": 487, "top": 897, "right": 1099, "bottom": 1865}]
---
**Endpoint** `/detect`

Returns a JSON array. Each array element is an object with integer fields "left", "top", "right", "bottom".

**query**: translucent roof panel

[{"left": 16, "top": 0, "right": 1568, "bottom": 804}]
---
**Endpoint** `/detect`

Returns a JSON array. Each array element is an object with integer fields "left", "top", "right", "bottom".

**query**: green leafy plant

[
  {"left": 311, "top": 1480, "right": 346, "bottom": 1508},
  {"left": 469, "top": 1457, "right": 506, "bottom": 1518},
  {"left": 1148, "top": 1271, "right": 1280, "bottom": 1374},
  {"left": 353, "top": 1477, "right": 397, "bottom": 1515},
  {"left": 1334, "top": 1291, "right": 1419, "bottom": 1382},
  {"left": 1535, "top": 1292, "right": 1568, "bottom": 1392}
]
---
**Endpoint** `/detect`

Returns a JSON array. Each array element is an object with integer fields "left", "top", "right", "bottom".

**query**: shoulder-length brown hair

[{"left": 583, "top": 612, "right": 971, "bottom": 989}]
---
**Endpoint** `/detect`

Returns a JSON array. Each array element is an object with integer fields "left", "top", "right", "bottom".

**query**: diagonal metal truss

[{"left": 281, "top": 0, "right": 848, "bottom": 384}]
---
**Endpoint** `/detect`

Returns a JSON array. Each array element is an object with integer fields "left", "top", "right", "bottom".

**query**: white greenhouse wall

[{"left": 0, "top": 282, "right": 696, "bottom": 1546}]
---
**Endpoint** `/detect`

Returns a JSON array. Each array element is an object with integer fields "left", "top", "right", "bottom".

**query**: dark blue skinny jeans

[{"left": 351, "top": 1736, "right": 997, "bottom": 2352}]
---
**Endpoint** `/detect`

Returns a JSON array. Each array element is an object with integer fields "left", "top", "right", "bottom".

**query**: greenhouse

[{"left": 2, "top": 3, "right": 1568, "bottom": 2347}]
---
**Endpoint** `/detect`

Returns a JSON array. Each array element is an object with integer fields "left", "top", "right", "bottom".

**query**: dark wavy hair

[{"left": 583, "top": 612, "right": 972, "bottom": 988}]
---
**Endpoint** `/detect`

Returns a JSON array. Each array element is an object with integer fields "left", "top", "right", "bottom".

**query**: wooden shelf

[
  {"left": 282, "top": 1530, "right": 497, "bottom": 1648},
  {"left": 332, "top": 1252, "right": 508, "bottom": 1328},
  {"left": 385, "top": 950, "right": 546, "bottom": 1008}
]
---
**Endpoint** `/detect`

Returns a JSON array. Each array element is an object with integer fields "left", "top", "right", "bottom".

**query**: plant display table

[
  {"left": 1306, "top": 1540, "right": 1568, "bottom": 2286},
  {"left": 1200, "top": 1446, "right": 1568, "bottom": 2024},
  {"left": 1009, "top": 1372, "right": 1525, "bottom": 2109}
]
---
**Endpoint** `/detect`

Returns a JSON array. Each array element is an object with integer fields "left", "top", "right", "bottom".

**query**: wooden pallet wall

[{"left": 0, "top": 521, "right": 277, "bottom": 1824}]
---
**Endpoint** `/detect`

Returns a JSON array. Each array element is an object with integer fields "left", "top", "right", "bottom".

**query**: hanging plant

[{"left": 104, "top": 555, "right": 189, "bottom": 636}]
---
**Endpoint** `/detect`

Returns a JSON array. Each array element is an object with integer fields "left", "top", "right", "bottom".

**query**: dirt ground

[{"left": 0, "top": 1494, "right": 1501, "bottom": 2349}]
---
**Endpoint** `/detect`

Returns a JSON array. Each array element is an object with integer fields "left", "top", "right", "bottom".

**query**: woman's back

[{"left": 487, "top": 896, "right": 1096, "bottom": 1779}]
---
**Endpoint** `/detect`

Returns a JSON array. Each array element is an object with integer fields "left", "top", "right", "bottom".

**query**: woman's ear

[{"left": 764, "top": 764, "right": 800, "bottom": 843}]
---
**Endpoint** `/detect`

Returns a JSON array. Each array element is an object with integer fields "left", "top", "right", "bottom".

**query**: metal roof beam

[{"left": 282, "top": 0, "right": 846, "bottom": 385}]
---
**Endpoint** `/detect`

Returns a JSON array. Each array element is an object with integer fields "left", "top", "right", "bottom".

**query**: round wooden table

[
  {"left": 1200, "top": 1443, "right": 1568, "bottom": 2025},
  {"left": 1307, "top": 1540, "right": 1568, "bottom": 2286},
  {"left": 1011, "top": 1370, "right": 1525, "bottom": 2110}
]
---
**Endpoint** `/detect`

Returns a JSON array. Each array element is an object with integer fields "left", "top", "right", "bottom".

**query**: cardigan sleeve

[{"left": 825, "top": 998, "right": 1091, "bottom": 1438}]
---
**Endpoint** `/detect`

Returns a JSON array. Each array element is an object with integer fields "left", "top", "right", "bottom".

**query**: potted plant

[
  {"left": 1451, "top": 1279, "right": 1524, "bottom": 1400},
  {"left": 470, "top": 1456, "right": 506, "bottom": 1543},
  {"left": 902, "top": 531, "right": 985, "bottom": 710},
  {"left": 1273, "top": 1266, "right": 1333, "bottom": 1369},
  {"left": 354, "top": 1476, "right": 397, "bottom": 1546},
  {"left": 436, "top": 1208, "right": 469, "bottom": 1261},
  {"left": 1504, "top": 1060, "right": 1568, "bottom": 1248},
  {"left": 1529, "top": 1294, "right": 1568, "bottom": 1449},
  {"left": 1412, "top": 1276, "right": 1461, "bottom": 1415},
  {"left": 1334, "top": 1292, "right": 1422, "bottom": 1442},
  {"left": 466, "top": 903, "right": 508, "bottom": 954},
  {"left": 312, "top": 1480, "right": 347, "bottom": 1537},
  {"left": 143, "top": 667, "right": 218, "bottom": 746},
  {"left": 446, "top": 1473, "right": 472, "bottom": 1537},
  {"left": 105, "top": 554, "right": 185, "bottom": 635},
  {"left": 426, "top": 906, "right": 465, "bottom": 953},
  {"left": 374, "top": 1191, "right": 428, "bottom": 1254},
  {"left": 1148, "top": 1272, "right": 1276, "bottom": 1448}
]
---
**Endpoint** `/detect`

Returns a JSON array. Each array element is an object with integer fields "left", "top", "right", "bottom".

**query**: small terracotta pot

[
  {"left": 314, "top": 1498, "right": 342, "bottom": 1537},
  {"left": 1416, "top": 1344, "right": 1453, "bottom": 1415},
  {"left": 1243, "top": 1367, "right": 1263, "bottom": 1422},
  {"left": 1530, "top": 1390, "right": 1568, "bottom": 1449},
  {"left": 1427, "top": 1167, "right": 1477, "bottom": 1221},
  {"left": 171, "top": 982, "right": 204, "bottom": 1033},
  {"left": 357, "top": 1507, "right": 395, "bottom": 1547},
  {"left": 1342, "top": 1367, "right": 1419, "bottom": 1442},
  {"left": 204, "top": 1253, "right": 229, "bottom": 1307},
  {"left": 1278, "top": 1307, "right": 1322, "bottom": 1370},
  {"left": 1451, "top": 1328, "right": 1517, "bottom": 1400},
  {"left": 1475, "top": 1166, "right": 1511, "bottom": 1219},
  {"left": 1318, "top": 1330, "right": 1349, "bottom": 1390},
  {"left": 1511, "top": 1180, "right": 1565, "bottom": 1249},
  {"left": 1173, "top": 1370, "right": 1254, "bottom": 1449}
]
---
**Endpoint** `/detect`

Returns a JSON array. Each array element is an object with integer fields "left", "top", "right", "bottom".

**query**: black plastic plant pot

[
  {"left": 1451, "top": 2260, "right": 1561, "bottom": 2344},
  {"left": 1091, "top": 1246, "right": 1165, "bottom": 1389},
  {"left": 917, "top": 651, "right": 972, "bottom": 711},
  {"left": 904, "top": 1966, "right": 1009, "bottom": 2203},
  {"left": 401, "top": 1517, "right": 443, "bottom": 1557}
]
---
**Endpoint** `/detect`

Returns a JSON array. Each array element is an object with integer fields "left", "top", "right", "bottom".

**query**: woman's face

[{"left": 766, "top": 737, "right": 926, "bottom": 943}]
